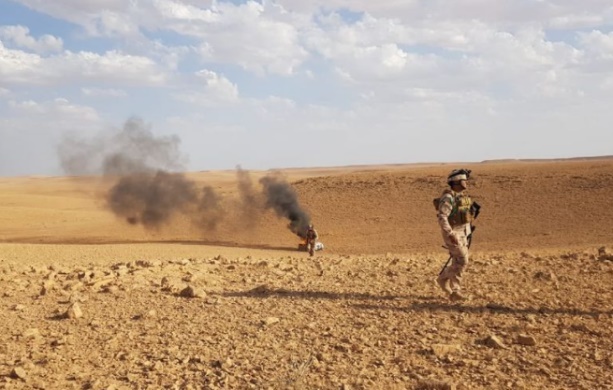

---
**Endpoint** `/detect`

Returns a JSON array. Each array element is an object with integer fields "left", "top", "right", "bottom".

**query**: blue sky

[{"left": 1, "top": 0, "right": 613, "bottom": 176}]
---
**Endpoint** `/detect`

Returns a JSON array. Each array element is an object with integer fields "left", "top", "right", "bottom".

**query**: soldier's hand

[{"left": 448, "top": 233, "right": 459, "bottom": 246}]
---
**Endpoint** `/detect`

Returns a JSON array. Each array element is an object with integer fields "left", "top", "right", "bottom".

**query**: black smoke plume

[
  {"left": 259, "top": 174, "right": 311, "bottom": 238},
  {"left": 58, "top": 117, "right": 224, "bottom": 230},
  {"left": 58, "top": 117, "right": 312, "bottom": 237},
  {"left": 107, "top": 171, "right": 202, "bottom": 228}
]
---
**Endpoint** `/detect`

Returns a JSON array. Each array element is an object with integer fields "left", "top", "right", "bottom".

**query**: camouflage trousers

[
  {"left": 438, "top": 225, "right": 470, "bottom": 292},
  {"left": 307, "top": 240, "right": 316, "bottom": 256}
]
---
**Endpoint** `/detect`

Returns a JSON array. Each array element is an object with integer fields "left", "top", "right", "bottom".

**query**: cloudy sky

[{"left": 1, "top": 0, "right": 612, "bottom": 176}]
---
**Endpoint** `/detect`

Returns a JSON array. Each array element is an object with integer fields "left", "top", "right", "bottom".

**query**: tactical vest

[{"left": 434, "top": 190, "right": 474, "bottom": 227}]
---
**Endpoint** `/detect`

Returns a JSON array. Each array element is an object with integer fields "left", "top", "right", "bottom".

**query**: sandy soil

[{"left": 1, "top": 159, "right": 612, "bottom": 389}]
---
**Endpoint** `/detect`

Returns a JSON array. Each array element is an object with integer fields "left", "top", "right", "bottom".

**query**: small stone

[
  {"left": 135, "top": 260, "right": 154, "bottom": 268},
  {"left": 11, "top": 367, "right": 27, "bottom": 380},
  {"left": 431, "top": 344, "right": 461, "bottom": 359},
  {"left": 91, "top": 278, "right": 116, "bottom": 290},
  {"left": 161, "top": 277, "right": 171, "bottom": 290},
  {"left": 516, "top": 334, "right": 537, "bottom": 346},
  {"left": 65, "top": 302, "right": 83, "bottom": 319},
  {"left": 11, "top": 304, "right": 25, "bottom": 311},
  {"left": 593, "top": 349, "right": 604, "bottom": 361},
  {"left": 250, "top": 284, "right": 270, "bottom": 294},
  {"left": 102, "top": 285, "right": 119, "bottom": 294},
  {"left": 179, "top": 285, "right": 205, "bottom": 298},
  {"left": 40, "top": 281, "right": 55, "bottom": 296},
  {"left": 482, "top": 335, "right": 507, "bottom": 349},
  {"left": 598, "top": 246, "right": 613, "bottom": 261},
  {"left": 263, "top": 317, "right": 280, "bottom": 326}
]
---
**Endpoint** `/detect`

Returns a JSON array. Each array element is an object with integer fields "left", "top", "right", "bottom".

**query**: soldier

[
  {"left": 435, "top": 169, "right": 476, "bottom": 302},
  {"left": 305, "top": 224, "right": 319, "bottom": 257}
]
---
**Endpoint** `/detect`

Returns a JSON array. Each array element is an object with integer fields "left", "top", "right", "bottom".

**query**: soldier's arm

[
  {"left": 314, "top": 229, "right": 319, "bottom": 239},
  {"left": 437, "top": 195, "right": 454, "bottom": 236}
]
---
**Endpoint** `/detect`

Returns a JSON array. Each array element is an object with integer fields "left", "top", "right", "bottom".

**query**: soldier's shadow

[
  {"left": 218, "top": 288, "right": 610, "bottom": 318},
  {"left": 219, "top": 287, "right": 406, "bottom": 301},
  {"left": 351, "top": 301, "right": 612, "bottom": 318}
]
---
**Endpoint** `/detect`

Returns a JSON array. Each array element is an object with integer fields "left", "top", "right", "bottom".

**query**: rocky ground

[
  {"left": 1, "top": 159, "right": 613, "bottom": 389},
  {"left": 1, "top": 245, "right": 612, "bottom": 389}
]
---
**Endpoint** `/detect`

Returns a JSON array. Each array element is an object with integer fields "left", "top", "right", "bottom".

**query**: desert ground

[{"left": 1, "top": 159, "right": 612, "bottom": 389}]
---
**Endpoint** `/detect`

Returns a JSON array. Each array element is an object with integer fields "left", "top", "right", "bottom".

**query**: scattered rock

[
  {"left": 40, "top": 280, "right": 55, "bottom": 295},
  {"left": 516, "top": 334, "right": 537, "bottom": 346},
  {"left": 11, "top": 304, "right": 25, "bottom": 311},
  {"left": 102, "top": 285, "right": 119, "bottom": 294},
  {"left": 161, "top": 277, "right": 171, "bottom": 290},
  {"left": 533, "top": 271, "right": 557, "bottom": 282},
  {"left": 250, "top": 284, "right": 270, "bottom": 294},
  {"left": 179, "top": 285, "right": 205, "bottom": 298},
  {"left": 90, "top": 278, "right": 115, "bottom": 290},
  {"left": 132, "top": 310, "right": 157, "bottom": 320},
  {"left": 480, "top": 335, "right": 507, "bottom": 349},
  {"left": 135, "top": 260, "right": 157, "bottom": 268},
  {"left": 263, "top": 317, "right": 280, "bottom": 326},
  {"left": 431, "top": 344, "right": 461, "bottom": 359},
  {"left": 10, "top": 367, "right": 27, "bottom": 380},
  {"left": 598, "top": 247, "right": 613, "bottom": 261},
  {"left": 63, "top": 281, "right": 84, "bottom": 292},
  {"left": 64, "top": 302, "right": 83, "bottom": 319}
]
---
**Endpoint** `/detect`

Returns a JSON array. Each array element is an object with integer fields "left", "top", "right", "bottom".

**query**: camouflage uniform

[
  {"left": 437, "top": 188, "right": 472, "bottom": 295},
  {"left": 306, "top": 226, "right": 319, "bottom": 256}
]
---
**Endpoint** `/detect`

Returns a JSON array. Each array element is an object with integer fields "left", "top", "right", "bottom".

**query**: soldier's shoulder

[{"left": 440, "top": 189, "right": 454, "bottom": 200}]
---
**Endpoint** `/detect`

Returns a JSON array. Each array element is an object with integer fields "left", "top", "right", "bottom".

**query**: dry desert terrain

[{"left": 1, "top": 159, "right": 612, "bottom": 389}]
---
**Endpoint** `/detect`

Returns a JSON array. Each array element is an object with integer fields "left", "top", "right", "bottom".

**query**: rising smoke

[
  {"left": 235, "top": 166, "right": 262, "bottom": 228},
  {"left": 260, "top": 174, "right": 311, "bottom": 238},
  {"left": 59, "top": 117, "right": 223, "bottom": 229},
  {"left": 59, "top": 117, "right": 184, "bottom": 176},
  {"left": 58, "top": 117, "right": 311, "bottom": 236}
]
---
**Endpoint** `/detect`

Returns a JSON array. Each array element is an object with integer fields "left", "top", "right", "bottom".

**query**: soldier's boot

[
  {"left": 449, "top": 291, "right": 467, "bottom": 302},
  {"left": 436, "top": 275, "right": 452, "bottom": 295}
]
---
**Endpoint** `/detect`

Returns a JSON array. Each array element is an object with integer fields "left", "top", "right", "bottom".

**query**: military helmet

[{"left": 447, "top": 168, "right": 471, "bottom": 184}]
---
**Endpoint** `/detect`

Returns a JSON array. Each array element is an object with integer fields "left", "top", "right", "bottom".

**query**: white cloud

[
  {"left": 12, "top": 0, "right": 309, "bottom": 75},
  {"left": 81, "top": 87, "right": 127, "bottom": 97},
  {"left": 0, "top": 25, "right": 63, "bottom": 53},
  {"left": 173, "top": 69, "right": 239, "bottom": 107},
  {"left": 195, "top": 69, "right": 239, "bottom": 100},
  {"left": 159, "top": 1, "right": 310, "bottom": 75},
  {"left": 0, "top": 42, "right": 167, "bottom": 86},
  {"left": 0, "top": 87, "right": 10, "bottom": 97},
  {"left": 12, "top": 0, "right": 134, "bottom": 38},
  {"left": 277, "top": 0, "right": 613, "bottom": 28},
  {"left": 578, "top": 30, "right": 613, "bottom": 57}
]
